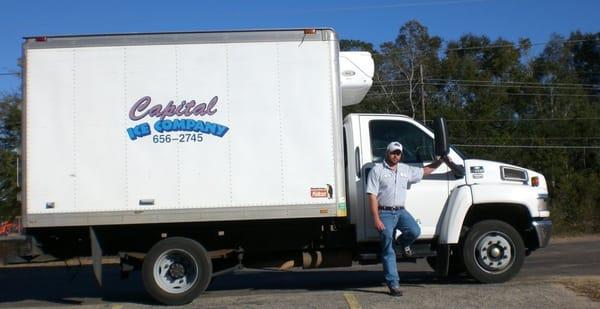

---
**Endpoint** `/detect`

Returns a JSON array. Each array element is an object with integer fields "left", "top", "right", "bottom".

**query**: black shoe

[
  {"left": 402, "top": 246, "right": 413, "bottom": 258},
  {"left": 389, "top": 286, "right": 403, "bottom": 296}
]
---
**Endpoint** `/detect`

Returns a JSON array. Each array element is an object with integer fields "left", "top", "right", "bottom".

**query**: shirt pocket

[
  {"left": 398, "top": 173, "right": 409, "bottom": 189},
  {"left": 380, "top": 173, "right": 395, "bottom": 190}
]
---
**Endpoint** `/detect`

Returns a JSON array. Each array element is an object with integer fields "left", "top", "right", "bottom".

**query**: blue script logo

[{"left": 126, "top": 95, "right": 230, "bottom": 143}]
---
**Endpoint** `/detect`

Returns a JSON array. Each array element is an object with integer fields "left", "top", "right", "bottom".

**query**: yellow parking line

[{"left": 344, "top": 293, "right": 362, "bottom": 309}]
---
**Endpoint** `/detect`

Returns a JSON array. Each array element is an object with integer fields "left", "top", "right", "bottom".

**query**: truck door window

[{"left": 369, "top": 120, "right": 434, "bottom": 163}]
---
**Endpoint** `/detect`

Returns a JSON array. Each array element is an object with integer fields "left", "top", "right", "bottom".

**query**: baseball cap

[{"left": 386, "top": 141, "right": 403, "bottom": 153}]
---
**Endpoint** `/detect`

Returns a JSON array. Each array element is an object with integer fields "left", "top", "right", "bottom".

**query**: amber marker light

[{"left": 304, "top": 28, "right": 317, "bottom": 35}]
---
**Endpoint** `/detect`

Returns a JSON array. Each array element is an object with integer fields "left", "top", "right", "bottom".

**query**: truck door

[{"left": 358, "top": 116, "right": 450, "bottom": 241}]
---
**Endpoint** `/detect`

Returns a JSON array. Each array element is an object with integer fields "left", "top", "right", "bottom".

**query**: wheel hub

[
  {"left": 168, "top": 263, "right": 186, "bottom": 279},
  {"left": 153, "top": 249, "right": 200, "bottom": 294},
  {"left": 489, "top": 246, "right": 502, "bottom": 259},
  {"left": 475, "top": 232, "right": 514, "bottom": 273}
]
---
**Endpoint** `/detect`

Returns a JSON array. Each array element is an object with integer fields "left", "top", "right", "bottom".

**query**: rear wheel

[
  {"left": 142, "top": 237, "right": 212, "bottom": 305},
  {"left": 462, "top": 220, "right": 525, "bottom": 283}
]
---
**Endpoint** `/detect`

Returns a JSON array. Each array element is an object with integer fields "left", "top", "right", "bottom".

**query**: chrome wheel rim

[{"left": 473, "top": 231, "right": 514, "bottom": 274}]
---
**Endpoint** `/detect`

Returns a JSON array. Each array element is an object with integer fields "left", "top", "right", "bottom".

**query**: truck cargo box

[{"left": 22, "top": 29, "right": 346, "bottom": 228}]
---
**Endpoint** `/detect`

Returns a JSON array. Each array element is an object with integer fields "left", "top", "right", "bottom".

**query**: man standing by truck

[{"left": 366, "top": 141, "right": 443, "bottom": 296}]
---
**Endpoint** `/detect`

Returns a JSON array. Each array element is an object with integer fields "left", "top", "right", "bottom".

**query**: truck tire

[
  {"left": 462, "top": 220, "right": 525, "bottom": 283},
  {"left": 142, "top": 237, "right": 212, "bottom": 305}
]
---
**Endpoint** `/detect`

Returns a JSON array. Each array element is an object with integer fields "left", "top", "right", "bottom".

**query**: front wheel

[
  {"left": 142, "top": 237, "right": 212, "bottom": 305},
  {"left": 462, "top": 220, "right": 525, "bottom": 283}
]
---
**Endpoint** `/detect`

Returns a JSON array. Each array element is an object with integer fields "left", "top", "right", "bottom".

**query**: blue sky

[{"left": 0, "top": 0, "right": 598, "bottom": 94}]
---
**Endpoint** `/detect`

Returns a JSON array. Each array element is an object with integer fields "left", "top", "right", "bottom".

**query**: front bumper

[{"left": 532, "top": 219, "right": 552, "bottom": 248}]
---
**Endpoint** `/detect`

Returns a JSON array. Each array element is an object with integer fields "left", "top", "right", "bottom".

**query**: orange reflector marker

[
  {"left": 531, "top": 176, "right": 539, "bottom": 187},
  {"left": 304, "top": 28, "right": 317, "bottom": 35}
]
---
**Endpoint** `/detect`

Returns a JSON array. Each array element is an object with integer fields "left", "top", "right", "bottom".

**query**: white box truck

[{"left": 18, "top": 28, "right": 551, "bottom": 305}]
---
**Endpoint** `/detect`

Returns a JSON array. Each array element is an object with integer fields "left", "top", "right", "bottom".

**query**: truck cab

[{"left": 343, "top": 113, "right": 552, "bottom": 282}]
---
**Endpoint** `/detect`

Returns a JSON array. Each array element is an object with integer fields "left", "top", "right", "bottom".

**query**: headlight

[{"left": 500, "top": 166, "right": 528, "bottom": 182}]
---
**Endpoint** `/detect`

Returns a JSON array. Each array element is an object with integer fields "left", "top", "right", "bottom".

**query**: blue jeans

[{"left": 378, "top": 208, "right": 421, "bottom": 288}]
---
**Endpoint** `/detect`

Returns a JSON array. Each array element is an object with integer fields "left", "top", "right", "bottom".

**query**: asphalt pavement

[{"left": 0, "top": 235, "right": 599, "bottom": 308}]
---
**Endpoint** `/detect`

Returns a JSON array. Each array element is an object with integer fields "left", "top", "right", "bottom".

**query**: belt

[{"left": 378, "top": 206, "right": 404, "bottom": 211}]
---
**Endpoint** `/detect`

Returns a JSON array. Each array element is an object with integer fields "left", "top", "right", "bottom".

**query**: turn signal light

[
  {"left": 304, "top": 28, "right": 317, "bottom": 35},
  {"left": 531, "top": 176, "right": 539, "bottom": 187}
]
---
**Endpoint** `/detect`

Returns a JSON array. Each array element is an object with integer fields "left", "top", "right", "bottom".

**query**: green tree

[
  {"left": 340, "top": 39, "right": 376, "bottom": 53},
  {"left": 0, "top": 94, "right": 21, "bottom": 220},
  {"left": 377, "top": 20, "right": 442, "bottom": 117}
]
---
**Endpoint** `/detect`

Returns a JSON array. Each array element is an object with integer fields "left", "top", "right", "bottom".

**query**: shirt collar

[{"left": 383, "top": 160, "right": 398, "bottom": 171}]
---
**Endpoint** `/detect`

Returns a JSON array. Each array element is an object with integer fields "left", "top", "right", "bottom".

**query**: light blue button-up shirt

[{"left": 366, "top": 161, "right": 424, "bottom": 207}]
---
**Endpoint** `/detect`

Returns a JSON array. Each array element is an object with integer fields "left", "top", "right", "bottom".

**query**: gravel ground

[
  {"left": 14, "top": 278, "right": 596, "bottom": 309},
  {"left": 1, "top": 234, "right": 599, "bottom": 308}
]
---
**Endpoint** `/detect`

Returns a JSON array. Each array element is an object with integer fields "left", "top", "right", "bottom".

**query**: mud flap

[
  {"left": 436, "top": 244, "right": 450, "bottom": 277},
  {"left": 90, "top": 226, "right": 102, "bottom": 286}
]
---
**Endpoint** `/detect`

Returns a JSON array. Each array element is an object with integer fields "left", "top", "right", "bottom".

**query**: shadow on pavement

[
  {"left": 207, "top": 267, "right": 478, "bottom": 294},
  {"left": 0, "top": 264, "right": 152, "bottom": 306},
  {"left": 0, "top": 263, "right": 479, "bottom": 305}
]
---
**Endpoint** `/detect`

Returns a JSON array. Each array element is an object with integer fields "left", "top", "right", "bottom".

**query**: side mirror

[{"left": 432, "top": 117, "right": 449, "bottom": 157}]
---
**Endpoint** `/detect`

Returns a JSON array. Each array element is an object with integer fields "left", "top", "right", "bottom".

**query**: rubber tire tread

[
  {"left": 462, "top": 220, "right": 525, "bottom": 283},
  {"left": 142, "top": 237, "right": 212, "bottom": 305}
]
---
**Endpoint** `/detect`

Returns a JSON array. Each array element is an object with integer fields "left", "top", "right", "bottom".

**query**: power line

[
  {"left": 364, "top": 91, "right": 413, "bottom": 98},
  {"left": 445, "top": 38, "right": 599, "bottom": 52},
  {"left": 371, "top": 81, "right": 600, "bottom": 97},
  {"left": 374, "top": 81, "right": 598, "bottom": 91},
  {"left": 487, "top": 92, "right": 599, "bottom": 97},
  {"left": 426, "top": 78, "right": 599, "bottom": 88},
  {"left": 454, "top": 144, "right": 600, "bottom": 149},
  {"left": 374, "top": 79, "right": 599, "bottom": 89},
  {"left": 378, "top": 38, "right": 600, "bottom": 60},
  {"left": 368, "top": 87, "right": 600, "bottom": 98}
]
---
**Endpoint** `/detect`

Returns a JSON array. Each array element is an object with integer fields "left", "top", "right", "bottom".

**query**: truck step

[
  {"left": 396, "top": 243, "right": 436, "bottom": 258},
  {"left": 357, "top": 253, "right": 380, "bottom": 265},
  {"left": 357, "top": 243, "right": 436, "bottom": 264}
]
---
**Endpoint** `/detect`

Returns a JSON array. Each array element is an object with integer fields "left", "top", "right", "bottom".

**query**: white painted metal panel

[
  {"left": 74, "top": 47, "right": 127, "bottom": 213},
  {"left": 176, "top": 44, "right": 231, "bottom": 208},
  {"left": 125, "top": 45, "right": 180, "bottom": 211},
  {"left": 278, "top": 42, "right": 336, "bottom": 205},
  {"left": 227, "top": 43, "right": 283, "bottom": 206},
  {"left": 26, "top": 49, "right": 76, "bottom": 214}
]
